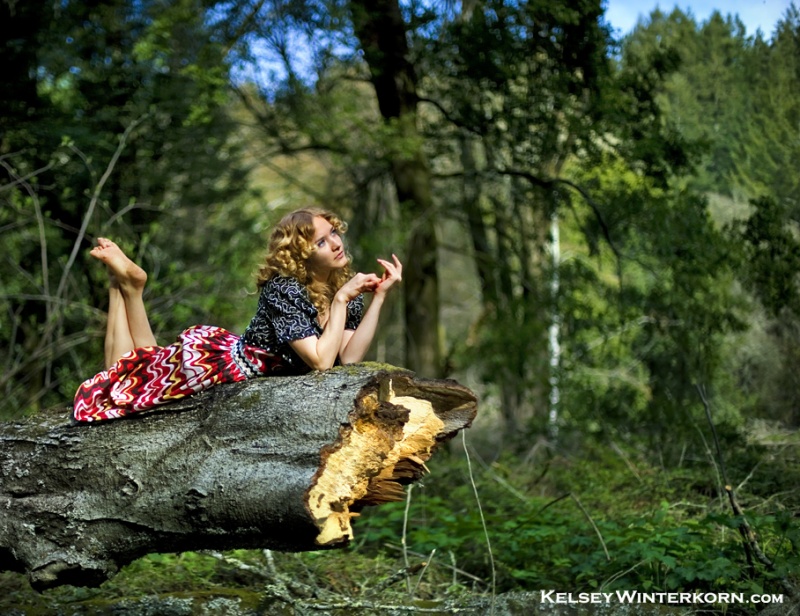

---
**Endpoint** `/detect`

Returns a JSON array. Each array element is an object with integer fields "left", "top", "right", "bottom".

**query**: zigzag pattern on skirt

[{"left": 73, "top": 325, "right": 282, "bottom": 423}]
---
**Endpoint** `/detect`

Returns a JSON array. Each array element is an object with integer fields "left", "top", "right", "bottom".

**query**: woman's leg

[
  {"left": 104, "top": 276, "right": 135, "bottom": 369},
  {"left": 91, "top": 238, "right": 157, "bottom": 368}
]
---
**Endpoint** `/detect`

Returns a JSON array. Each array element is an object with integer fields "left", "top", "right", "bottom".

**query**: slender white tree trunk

[{"left": 548, "top": 213, "right": 561, "bottom": 437}]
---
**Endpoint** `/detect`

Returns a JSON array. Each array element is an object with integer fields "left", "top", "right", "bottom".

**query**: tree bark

[
  {"left": 349, "top": 0, "right": 444, "bottom": 377},
  {"left": 0, "top": 364, "right": 476, "bottom": 591}
]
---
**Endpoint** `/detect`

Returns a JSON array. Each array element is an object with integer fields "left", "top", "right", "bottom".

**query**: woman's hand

[
  {"left": 375, "top": 254, "right": 403, "bottom": 297},
  {"left": 336, "top": 254, "right": 402, "bottom": 365},
  {"left": 333, "top": 255, "right": 402, "bottom": 305},
  {"left": 335, "top": 272, "right": 381, "bottom": 303}
]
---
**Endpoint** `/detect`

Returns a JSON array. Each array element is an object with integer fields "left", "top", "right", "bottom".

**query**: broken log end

[{"left": 307, "top": 375, "right": 453, "bottom": 546}]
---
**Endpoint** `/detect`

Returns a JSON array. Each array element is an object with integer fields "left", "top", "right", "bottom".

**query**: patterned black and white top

[{"left": 240, "top": 275, "right": 364, "bottom": 373}]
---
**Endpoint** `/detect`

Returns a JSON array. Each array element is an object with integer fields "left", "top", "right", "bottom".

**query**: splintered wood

[{"left": 306, "top": 379, "right": 445, "bottom": 546}]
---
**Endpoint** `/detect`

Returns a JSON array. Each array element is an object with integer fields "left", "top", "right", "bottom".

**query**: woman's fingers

[
  {"left": 376, "top": 260, "right": 395, "bottom": 277},
  {"left": 363, "top": 276, "right": 381, "bottom": 291},
  {"left": 362, "top": 273, "right": 381, "bottom": 286},
  {"left": 374, "top": 254, "right": 403, "bottom": 295},
  {"left": 339, "top": 258, "right": 402, "bottom": 302},
  {"left": 377, "top": 255, "right": 402, "bottom": 280},
  {"left": 351, "top": 273, "right": 380, "bottom": 293}
]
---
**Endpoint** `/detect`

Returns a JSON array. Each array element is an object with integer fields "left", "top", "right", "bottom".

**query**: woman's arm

[
  {"left": 339, "top": 255, "right": 402, "bottom": 364},
  {"left": 289, "top": 273, "right": 380, "bottom": 371},
  {"left": 338, "top": 294, "right": 384, "bottom": 364}
]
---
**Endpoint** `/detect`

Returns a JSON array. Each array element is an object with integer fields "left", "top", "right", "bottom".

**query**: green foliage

[
  {"left": 624, "top": 5, "right": 800, "bottom": 207},
  {"left": 721, "top": 195, "right": 800, "bottom": 425},
  {"left": 0, "top": 0, "right": 254, "bottom": 418},
  {"left": 356, "top": 440, "right": 800, "bottom": 600},
  {"left": 618, "top": 5, "right": 800, "bottom": 432},
  {"left": 731, "top": 6, "right": 800, "bottom": 211},
  {"left": 550, "top": 154, "right": 748, "bottom": 452},
  {"left": 729, "top": 197, "right": 800, "bottom": 318},
  {"left": 622, "top": 9, "right": 746, "bottom": 196}
]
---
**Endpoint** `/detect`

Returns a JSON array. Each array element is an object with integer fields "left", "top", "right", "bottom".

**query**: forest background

[{"left": 1, "top": 0, "right": 799, "bottom": 613}]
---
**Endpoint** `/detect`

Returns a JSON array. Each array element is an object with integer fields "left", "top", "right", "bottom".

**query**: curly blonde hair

[{"left": 256, "top": 207, "right": 353, "bottom": 318}]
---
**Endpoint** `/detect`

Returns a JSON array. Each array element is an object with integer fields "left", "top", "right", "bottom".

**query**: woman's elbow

[
  {"left": 305, "top": 357, "right": 336, "bottom": 371},
  {"left": 338, "top": 351, "right": 363, "bottom": 366}
]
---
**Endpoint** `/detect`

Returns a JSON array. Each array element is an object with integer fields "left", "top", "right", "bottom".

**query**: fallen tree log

[{"left": 0, "top": 364, "right": 477, "bottom": 591}]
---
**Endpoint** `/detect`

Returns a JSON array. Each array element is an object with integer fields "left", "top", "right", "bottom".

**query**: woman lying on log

[{"left": 73, "top": 207, "right": 402, "bottom": 422}]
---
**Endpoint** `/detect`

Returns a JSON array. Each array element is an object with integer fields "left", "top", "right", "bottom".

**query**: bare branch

[
  {"left": 58, "top": 115, "right": 147, "bottom": 300},
  {"left": 0, "top": 158, "right": 55, "bottom": 195}
]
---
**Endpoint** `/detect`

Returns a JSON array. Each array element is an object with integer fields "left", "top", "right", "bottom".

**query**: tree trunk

[
  {"left": 0, "top": 364, "right": 476, "bottom": 590},
  {"left": 349, "top": 0, "right": 443, "bottom": 377}
]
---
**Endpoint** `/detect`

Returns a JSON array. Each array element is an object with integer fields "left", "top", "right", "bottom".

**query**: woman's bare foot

[{"left": 90, "top": 238, "right": 147, "bottom": 293}]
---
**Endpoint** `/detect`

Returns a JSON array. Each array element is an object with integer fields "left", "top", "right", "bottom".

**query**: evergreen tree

[{"left": 733, "top": 5, "right": 800, "bottom": 211}]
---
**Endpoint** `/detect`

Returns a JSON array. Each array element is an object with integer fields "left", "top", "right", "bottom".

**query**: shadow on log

[{"left": 0, "top": 363, "right": 477, "bottom": 591}]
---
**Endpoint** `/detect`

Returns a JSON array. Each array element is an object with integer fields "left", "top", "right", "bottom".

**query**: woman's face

[{"left": 306, "top": 216, "right": 348, "bottom": 279}]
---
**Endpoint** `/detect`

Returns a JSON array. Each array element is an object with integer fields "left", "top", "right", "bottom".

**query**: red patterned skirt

[{"left": 73, "top": 325, "right": 282, "bottom": 423}]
